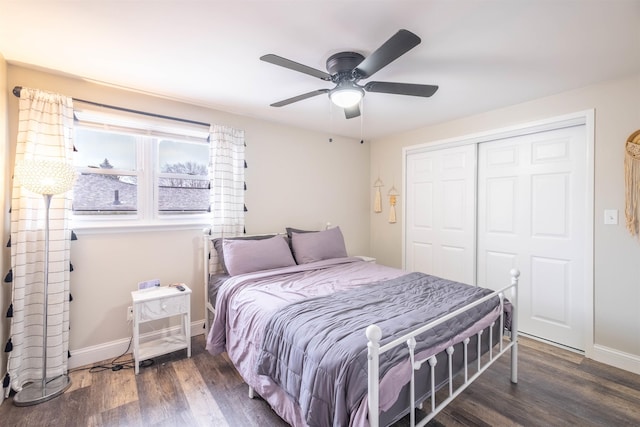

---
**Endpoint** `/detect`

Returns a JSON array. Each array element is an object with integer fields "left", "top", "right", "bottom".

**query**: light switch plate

[{"left": 604, "top": 209, "right": 618, "bottom": 225}]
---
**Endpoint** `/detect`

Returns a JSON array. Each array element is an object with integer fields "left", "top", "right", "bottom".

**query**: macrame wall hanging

[{"left": 624, "top": 129, "right": 640, "bottom": 238}]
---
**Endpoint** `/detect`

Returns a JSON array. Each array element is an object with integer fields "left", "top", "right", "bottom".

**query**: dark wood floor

[{"left": 1, "top": 334, "right": 639, "bottom": 426}]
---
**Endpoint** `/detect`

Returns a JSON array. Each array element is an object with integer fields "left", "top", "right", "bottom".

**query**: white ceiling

[{"left": 1, "top": 1, "right": 639, "bottom": 140}]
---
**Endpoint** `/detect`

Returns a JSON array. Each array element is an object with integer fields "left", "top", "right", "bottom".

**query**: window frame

[{"left": 71, "top": 109, "right": 212, "bottom": 231}]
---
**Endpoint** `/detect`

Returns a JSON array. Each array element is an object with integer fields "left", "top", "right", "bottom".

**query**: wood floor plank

[
  {"left": 518, "top": 335, "right": 584, "bottom": 365},
  {"left": 136, "top": 362, "right": 192, "bottom": 425},
  {"left": 172, "top": 356, "right": 230, "bottom": 427},
  {"left": 1, "top": 335, "right": 639, "bottom": 426},
  {"left": 92, "top": 367, "right": 138, "bottom": 413},
  {"left": 67, "top": 367, "right": 92, "bottom": 392},
  {"left": 87, "top": 400, "right": 143, "bottom": 427}
]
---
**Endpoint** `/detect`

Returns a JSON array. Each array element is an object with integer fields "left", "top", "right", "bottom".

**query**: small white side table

[{"left": 131, "top": 285, "right": 192, "bottom": 374}]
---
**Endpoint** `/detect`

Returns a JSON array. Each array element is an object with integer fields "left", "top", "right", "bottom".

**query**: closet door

[
  {"left": 477, "top": 124, "right": 587, "bottom": 350},
  {"left": 405, "top": 144, "right": 476, "bottom": 284}
]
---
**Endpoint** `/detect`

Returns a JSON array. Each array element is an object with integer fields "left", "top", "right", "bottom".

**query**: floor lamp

[{"left": 12, "top": 158, "right": 77, "bottom": 406}]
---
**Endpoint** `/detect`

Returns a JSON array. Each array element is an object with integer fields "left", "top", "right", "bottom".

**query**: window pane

[
  {"left": 158, "top": 139, "right": 209, "bottom": 176},
  {"left": 74, "top": 128, "right": 137, "bottom": 171},
  {"left": 158, "top": 139, "right": 209, "bottom": 214},
  {"left": 73, "top": 173, "right": 137, "bottom": 214},
  {"left": 158, "top": 177, "right": 210, "bottom": 213}
]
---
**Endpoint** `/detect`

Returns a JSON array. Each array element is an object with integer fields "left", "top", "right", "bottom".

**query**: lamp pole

[{"left": 41, "top": 193, "right": 52, "bottom": 394}]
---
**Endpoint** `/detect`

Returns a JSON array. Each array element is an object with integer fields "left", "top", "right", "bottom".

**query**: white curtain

[
  {"left": 6, "top": 88, "right": 75, "bottom": 394},
  {"left": 209, "top": 124, "right": 245, "bottom": 236}
]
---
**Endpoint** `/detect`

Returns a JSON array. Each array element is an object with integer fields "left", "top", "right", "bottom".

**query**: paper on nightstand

[{"left": 138, "top": 279, "right": 160, "bottom": 290}]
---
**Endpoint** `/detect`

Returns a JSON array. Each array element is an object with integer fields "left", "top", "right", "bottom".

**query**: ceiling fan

[{"left": 260, "top": 29, "right": 439, "bottom": 119}]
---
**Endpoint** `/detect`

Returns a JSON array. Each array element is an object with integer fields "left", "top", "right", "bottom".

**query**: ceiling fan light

[{"left": 330, "top": 85, "right": 364, "bottom": 108}]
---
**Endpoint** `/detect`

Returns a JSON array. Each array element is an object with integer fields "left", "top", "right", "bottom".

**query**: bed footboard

[{"left": 367, "top": 269, "right": 520, "bottom": 427}]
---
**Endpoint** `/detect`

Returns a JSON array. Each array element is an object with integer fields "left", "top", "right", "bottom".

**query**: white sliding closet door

[
  {"left": 405, "top": 144, "right": 476, "bottom": 284},
  {"left": 477, "top": 124, "right": 587, "bottom": 350}
]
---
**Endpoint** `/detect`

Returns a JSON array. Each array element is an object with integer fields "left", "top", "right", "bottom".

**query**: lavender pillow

[
  {"left": 291, "top": 226, "right": 348, "bottom": 264},
  {"left": 223, "top": 236, "right": 296, "bottom": 276},
  {"left": 213, "top": 234, "right": 275, "bottom": 274}
]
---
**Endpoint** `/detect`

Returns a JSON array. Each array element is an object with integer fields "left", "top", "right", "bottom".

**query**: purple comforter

[
  {"left": 206, "top": 258, "right": 406, "bottom": 356},
  {"left": 255, "top": 272, "right": 500, "bottom": 427}
]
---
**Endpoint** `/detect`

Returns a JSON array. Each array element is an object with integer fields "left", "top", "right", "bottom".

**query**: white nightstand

[{"left": 131, "top": 285, "right": 192, "bottom": 374}]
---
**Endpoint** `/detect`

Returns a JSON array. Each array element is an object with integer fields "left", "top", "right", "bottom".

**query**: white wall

[
  {"left": 3, "top": 64, "right": 371, "bottom": 364},
  {"left": 370, "top": 74, "right": 640, "bottom": 373}
]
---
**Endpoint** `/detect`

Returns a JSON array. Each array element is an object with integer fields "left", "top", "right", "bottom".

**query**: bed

[{"left": 203, "top": 227, "right": 519, "bottom": 427}]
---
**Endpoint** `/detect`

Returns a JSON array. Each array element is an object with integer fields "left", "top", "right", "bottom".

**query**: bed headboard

[
  {"left": 203, "top": 230, "right": 224, "bottom": 277},
  {"left": 202, "top": 229, "right": 227, "bottom": 336}
]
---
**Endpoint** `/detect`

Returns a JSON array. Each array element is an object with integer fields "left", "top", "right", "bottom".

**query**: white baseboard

[
  {"left": 68, "top": 320, "right": 205, "bottom": 370},
  {"left": 592, "top": 344, "right": 640, "bottom": 375}
]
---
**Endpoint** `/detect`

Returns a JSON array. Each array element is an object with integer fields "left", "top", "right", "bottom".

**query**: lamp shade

[{"left": 14, "top": 159, "right": 77, "bottom": 195}]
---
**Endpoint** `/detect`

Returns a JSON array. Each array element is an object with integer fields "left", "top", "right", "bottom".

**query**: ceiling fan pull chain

[{"left": 360, "top": 101, "right": 365, "bottom": 144}]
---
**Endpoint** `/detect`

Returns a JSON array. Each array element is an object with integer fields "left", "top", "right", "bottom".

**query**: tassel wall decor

[
  {"left": 388, "top": 185, "right": 399, "bottom": 223},
  {"left": 373, "top": 178, "right": 384, "bottom": 213}
]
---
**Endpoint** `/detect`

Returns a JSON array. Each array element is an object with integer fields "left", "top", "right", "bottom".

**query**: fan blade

[
  {"left": 364, "top": 81, "right": 438, "bottom": 97},
  {"left": 344, "top": 104, "right": 360, "bottom": 119},
  {"left": 261, "top": 54, "right": 331, "bottom": 81},
  {"left": 354, "top": 29, "right": 421, "bottom": 79},
  {"left": 270, "top": 89, "right": 329, "bottom": 107}
]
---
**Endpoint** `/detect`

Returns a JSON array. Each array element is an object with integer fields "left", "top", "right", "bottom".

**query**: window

[{"left": 72, "top": 108, "right": 211, "bottom": 228}]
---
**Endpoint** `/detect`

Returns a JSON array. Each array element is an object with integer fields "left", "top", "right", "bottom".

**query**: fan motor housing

[{"left": 326, "top": 51, "right": 365, "bottom": 77}]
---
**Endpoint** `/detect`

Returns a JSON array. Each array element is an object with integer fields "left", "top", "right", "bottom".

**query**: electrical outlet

[{"left": 127, "top": 306, "right": 134, "bottom": 321}]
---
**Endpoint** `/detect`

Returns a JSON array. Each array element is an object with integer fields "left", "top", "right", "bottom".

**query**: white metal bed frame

[
  {"left": 366, "top": 269, "right": 519, "bottom": 427},
  {"left": 203, "top": 230, "right": 217, "bottom": 337},
  {"left": 203, "top": 230, "right": 519, "bottom": 427}
]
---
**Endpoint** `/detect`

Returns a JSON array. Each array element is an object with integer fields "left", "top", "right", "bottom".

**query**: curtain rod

[{"left": 12, "top": 86, "right": 211, "bottom": 128}]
